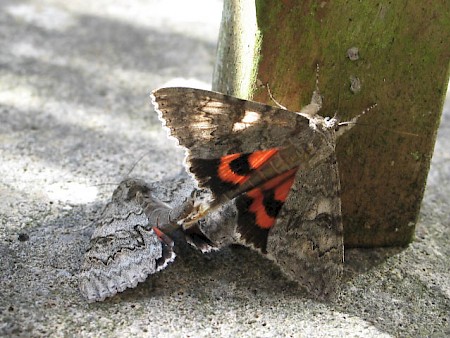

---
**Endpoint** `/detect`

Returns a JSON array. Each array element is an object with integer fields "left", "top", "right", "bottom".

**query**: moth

[
  {"left": 151, "top": 76, "right": 366, "bottom": 298},
  {"left": 79, "top": 178, "right": 179, "bottom": 302}
]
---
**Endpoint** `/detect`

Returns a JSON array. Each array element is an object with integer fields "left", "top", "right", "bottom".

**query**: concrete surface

[{"left": 0, "top": 0, "right": 449, "bottom": 336}]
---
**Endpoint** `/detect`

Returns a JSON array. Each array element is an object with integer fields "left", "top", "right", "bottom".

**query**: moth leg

[
  {"left": 268, "top": 64, "right": 323, "bottom": 118},
  {"left": 139, "top": 186, "right": 217, "bottom": 253},
  {"left": 178, "top": 189, "right": 215, "bottom": 226},
  {"left": 266, "top": 83, "right": 287, "bottom": 110}
]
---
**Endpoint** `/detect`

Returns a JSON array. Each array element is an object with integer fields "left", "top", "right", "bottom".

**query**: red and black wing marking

[
  {"left": 191, "top": 146, "right": 299, "bottom": 252},
  {"left": 189, "top": 148, "right": 278, "bottom": 197},
  {"left": 152, "top": 87, "right": 311, "bottom": 252},
  {"left": 235, "top": 167, "right": 298, "bottom": 252},
  {"left": 152, "top": 87, "right": 344, "bottom": 298}
]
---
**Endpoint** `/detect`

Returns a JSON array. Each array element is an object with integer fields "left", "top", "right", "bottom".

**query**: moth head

[{"left": 324, "top": 116, "right": 339, "bottom": 129}]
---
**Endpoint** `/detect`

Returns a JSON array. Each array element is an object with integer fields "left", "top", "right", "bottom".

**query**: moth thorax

[{"left": 324, "top": 116, "right": 339, "bottom": 129}]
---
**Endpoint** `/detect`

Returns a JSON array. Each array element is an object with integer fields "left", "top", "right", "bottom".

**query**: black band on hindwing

[
  {"left": 262, "top": 189, "right": 284, "bottom": 219},
  {"left": 236, "top": 194, "right": 270, "bottom": 253},
  {"left": 229, "top": 153, "right": 252, "bottom": 176},
  {"left": 189, "top": 158, "right": 237, "bottom": 195}
]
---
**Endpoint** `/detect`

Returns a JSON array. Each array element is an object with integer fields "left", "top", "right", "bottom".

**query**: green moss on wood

[{"left": 214, "top": 0, "right": 450, "bottom": 247}]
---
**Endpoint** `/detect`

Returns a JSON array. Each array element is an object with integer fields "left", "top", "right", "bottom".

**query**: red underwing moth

[
  {"left": 151, "top": 77, "right": 365, "bottom": 299},
  {"left": 79, "top": 178, "right": 178, "bottom": 302}
]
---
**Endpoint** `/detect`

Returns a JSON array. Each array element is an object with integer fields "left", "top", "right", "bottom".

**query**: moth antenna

[
  {"left": 337, "top": 104, "right": 418, "bottom": 137},
  {"left": 339, "top": 120, "right": 420, "bottom": 137},
  {"left": 125, "top": 152, "right": 149, "bottom": 177},
  {"left": 339, "top": 103, "right": 377, "bottom": 126},
  {"left": 93, "top": 182, "right": 120, "bottom": 187},
  {"left": 383, "top": 128, "right": 420, "bottom": 137},
  {"left": 90, "top": 152, "right": 150, "bottom": 190},
  {"left": 315, "top": 63, "right": 320, "bottom": 94},
  {"left": 336, "top": 103, "right": 377, "bottom": 137},
  {"left": 94, "top": 153, "right": 152, "bottom": 189},
  {"left": 267, "top": 64, "right": 322, "bottom": 112},
  {"left": 266, "top": 83, "right": 287, "bottom": 110},
  {"left": 298, "top": 64, "right": 323, "bottom": 118}
]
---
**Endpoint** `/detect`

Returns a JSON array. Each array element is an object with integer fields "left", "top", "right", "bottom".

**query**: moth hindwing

[{"left": 151, "top": 87, "right": 344, "bottom": 298}]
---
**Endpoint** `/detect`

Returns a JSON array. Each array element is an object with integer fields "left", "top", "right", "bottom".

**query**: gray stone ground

[{"left": 0, "top": 0, "right": 449, "bottom": 336}]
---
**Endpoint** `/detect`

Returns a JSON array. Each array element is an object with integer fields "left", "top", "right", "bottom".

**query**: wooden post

[{"left": 212, "top": 0, "right": 449, "bottom": 247}]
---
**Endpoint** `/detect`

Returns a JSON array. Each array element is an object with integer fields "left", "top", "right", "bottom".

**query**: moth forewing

[
  {"left": 151, "top": 86, "right": 347, "bottom": 299},
  {"left": 266, "top": 150, "right": 344, "bottom": 298},
  {"left": 79, "top": 179, "right": 177, "bottom": 302}
]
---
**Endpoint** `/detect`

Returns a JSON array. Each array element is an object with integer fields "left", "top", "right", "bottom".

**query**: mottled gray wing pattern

[
  {"left": 151, "top": 87, "right": 310, "bottom": 158},
  {"left": 267, "top": 151, "right": 343, "bottom": 298},
  {"left": 151, "top": 87, "right": 344, "bottom": 298},
  {"left": 79, "top": 179, "right": 175, "bottom": 302}
]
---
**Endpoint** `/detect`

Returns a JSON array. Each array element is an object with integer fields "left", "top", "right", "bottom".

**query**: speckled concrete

[{"left": 0, "top": 0, "right": 449, "bottom": 337}]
